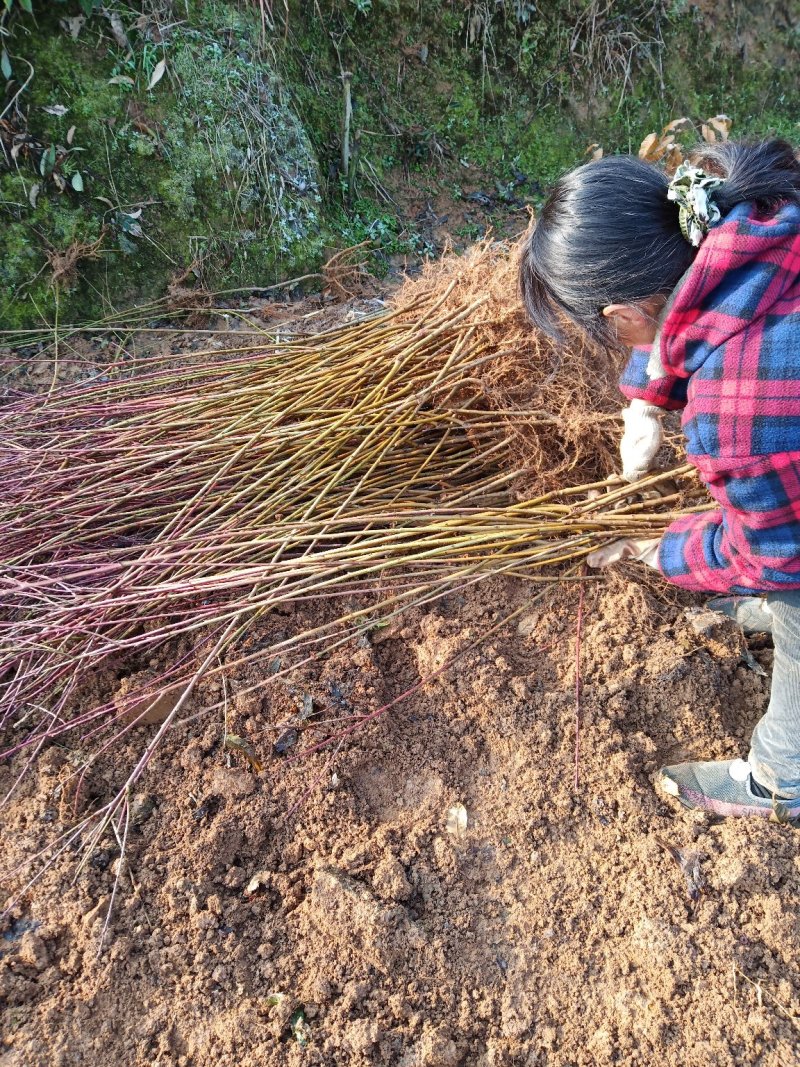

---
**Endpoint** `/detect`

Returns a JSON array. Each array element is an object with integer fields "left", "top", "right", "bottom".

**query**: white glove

[
  {"left": 620, "top": 398, "right": 663, "bottom": 482},
  {"left": 586, "top": 537, "right": 661, "bottom": 570}
]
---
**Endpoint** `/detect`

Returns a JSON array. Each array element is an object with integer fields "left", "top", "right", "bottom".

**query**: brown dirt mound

[{"left": 2, "top": 575, "right": 799, "bottom": 1067}]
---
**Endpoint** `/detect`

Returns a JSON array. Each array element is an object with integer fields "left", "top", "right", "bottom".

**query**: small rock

[
  {"left": 445, "top": 804, "right": 467, "bottom": 840},
  {"left": 418, "top": 1025, "right": 460, "bottom": 1067},
  {"left": 18, "top": 932, "right": 49, "bottom": 972},
  {"left": 372, "top": 855, "right": 412, "bottom": 902},
  {"left": 244, "top": 870, "right": 271, "bottom": 896},
  {"left": 510, "top": 677, "right": 528, "bottom": 699},
  {"left": 130, "top": 793, "right": 156, "bottom": 826},
  {"left": 234, "top": 691, "right": 261, "bottom": 717},
  {"left": 682, "top": 607, "right": 743, "bottom": 659},
  {"left": 223, "top": 865, "right": 248, "bottom": 889},
  {"left": 211, "top": 766, "right": 255, "bottom": 800},
  {"left": 211, "top": 964, "right": 227, "bottom": 985},
  {"left": 304, "top": 866, "right": 422, "bottom": 970},
  {"left": 310, "top": 976, "right": 332, "bottom": 1002},
  {"left": 684, "top": 606, "right": 726, "bottom": 637},
  {"left": 273, "top": 727, "right": 298, "bottom": 755},
  {"left": 191, "top": 912, "right": 218, "bottom": 932},
  {"left": 180, "top": 742, "right": 203, "bottom": 771},
  {"left": 37, "top": 749, "right": 67, "bottom": 777},
  {"left": 343, "top": 1018, "right": 381, "bottom": 1055},
  {"left": 516, "top": 611, "right": 539, "bottom": 637},
  {"left": 539, "top": 1024, "right": 559, "bottom": 1049},
  {"left": 82, "top": 895, "right": 111, "bottom": 927}
]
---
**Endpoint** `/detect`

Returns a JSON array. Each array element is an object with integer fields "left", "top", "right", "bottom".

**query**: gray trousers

[{"left": 746, "top": 590, "right": 800, "bottom": 799}]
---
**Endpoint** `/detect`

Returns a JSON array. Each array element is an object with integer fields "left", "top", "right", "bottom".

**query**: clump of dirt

[{"left": 2, "top": 574, "right": 798, "bottom": 1067}]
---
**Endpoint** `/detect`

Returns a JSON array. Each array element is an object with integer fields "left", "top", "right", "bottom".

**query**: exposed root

[
  {"left": 392, "top": 229, "right": 625, "bottom": 495},
  {"left": 322, "top": 240, "right": 382, "bottom": 302},
  {"left": 46, "top": 231, "right": 107, "bottom": 289},
  {"left": 166, "top": 259, "right": 215, "bottom": 325}
]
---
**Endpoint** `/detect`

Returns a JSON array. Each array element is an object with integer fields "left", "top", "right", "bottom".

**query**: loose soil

[{"left": 2, "top": 570, "right": 799, "bottom": 1067}]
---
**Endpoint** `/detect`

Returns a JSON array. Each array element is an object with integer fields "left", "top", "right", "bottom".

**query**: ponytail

[
  {"left": 693, "top": 139, "right": 800, "bottom": 216},
  {"left": 520, "top": 138, "right": 800, "bottom": 347}
]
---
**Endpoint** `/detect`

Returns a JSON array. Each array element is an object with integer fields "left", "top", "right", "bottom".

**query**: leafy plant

[
  {"left": 636, "top": 114, "right": 732, "bottom": 169},
  {"left": 2, "top": 0, "right": 99, "bottom": 10}
]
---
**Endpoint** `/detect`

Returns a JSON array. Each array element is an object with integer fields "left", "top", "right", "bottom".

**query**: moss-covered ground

[
  {"left": 1, "top": 1, "right": 323, "bottom": 328},
  {"left": 1, "top": 0, "right": 798, "bottom": 329}
]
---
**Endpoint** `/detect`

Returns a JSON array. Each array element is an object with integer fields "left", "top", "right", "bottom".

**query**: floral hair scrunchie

[{"left": 667, "top": 161, "right": 725, "bottom": 247}]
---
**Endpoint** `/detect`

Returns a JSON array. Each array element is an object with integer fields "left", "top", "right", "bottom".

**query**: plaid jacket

[{"left": 620, "top": 200, "right": 800, "bottom": 593}]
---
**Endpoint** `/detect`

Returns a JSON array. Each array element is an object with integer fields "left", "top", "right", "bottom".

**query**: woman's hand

[
  {"left": 586, "top": 537, "right": 661, "bottom": 569},
  {"left": 620, "top": 398, "right": 663, "bottom": 482}
]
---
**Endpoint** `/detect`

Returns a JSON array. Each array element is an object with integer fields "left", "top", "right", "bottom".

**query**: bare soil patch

[{"left": 2, "top": 571, "right": 799, "bottom": 1067}]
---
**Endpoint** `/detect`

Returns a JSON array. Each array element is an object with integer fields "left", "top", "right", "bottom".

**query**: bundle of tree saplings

[{"left": 0, "top": 239, "right": 707, "bottom": 816}]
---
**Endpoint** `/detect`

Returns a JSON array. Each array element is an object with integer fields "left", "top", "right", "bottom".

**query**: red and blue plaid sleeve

[
  {"left": 657, "top": 452, "right": 800, "bottom": 593},
  {"left": 658, "top": 510, "right": 736, "bottom": 592},
  {"left": 619, "top": 347, "right": 688, "bottom": 410}
]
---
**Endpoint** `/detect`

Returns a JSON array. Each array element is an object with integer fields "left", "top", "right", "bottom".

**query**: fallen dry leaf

[
  {"left": 147, "top": 58, "right": 167, "bottom": 91},
  {"left": 662, "top": 116, "right": 693, "bottom": 136},
  {"left": 105, "top": 10, "right": 130, "bottom": 51},
  {"left": 638, "top": 132, "right": 660, "bottom": 160},
  {"left": 706, "top": 114, "right": 732, "bottom": 139},
  {"left": 223, "top": 733, "right": 263, "bottom": 772},
  {"left": 654, "top": 835, "right": 704, "bottom": 907},
  {"left": 446, "top": 804, "right": 468, "bottom": 839}
]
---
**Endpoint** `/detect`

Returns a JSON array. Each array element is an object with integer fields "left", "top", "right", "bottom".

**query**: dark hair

[{"left": 520, "top": 138, "right": 800, "bottom": 346}]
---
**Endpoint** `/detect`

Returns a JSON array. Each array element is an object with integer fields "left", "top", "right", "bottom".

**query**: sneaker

[
  {"left": 706, "top": 595, "right": 773, "bottom": 635},
  {"left": 657, "top": 758, "right": 800, "bottom": 819}
]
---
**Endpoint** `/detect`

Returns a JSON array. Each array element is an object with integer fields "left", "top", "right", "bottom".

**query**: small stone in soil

[
  {"left": 274, "top": 727, "right": 298, "bottom": 754},
  {"left": 192, "top": 795, "right": 221, "bottom": 822},
  {"left": 130, "top": 793, "right": 156, "bottom": 826}
]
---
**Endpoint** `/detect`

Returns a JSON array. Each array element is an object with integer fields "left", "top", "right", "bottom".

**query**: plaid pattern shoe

[{"left": 658, "top": 758, "right": 800, "bottom": 819}]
